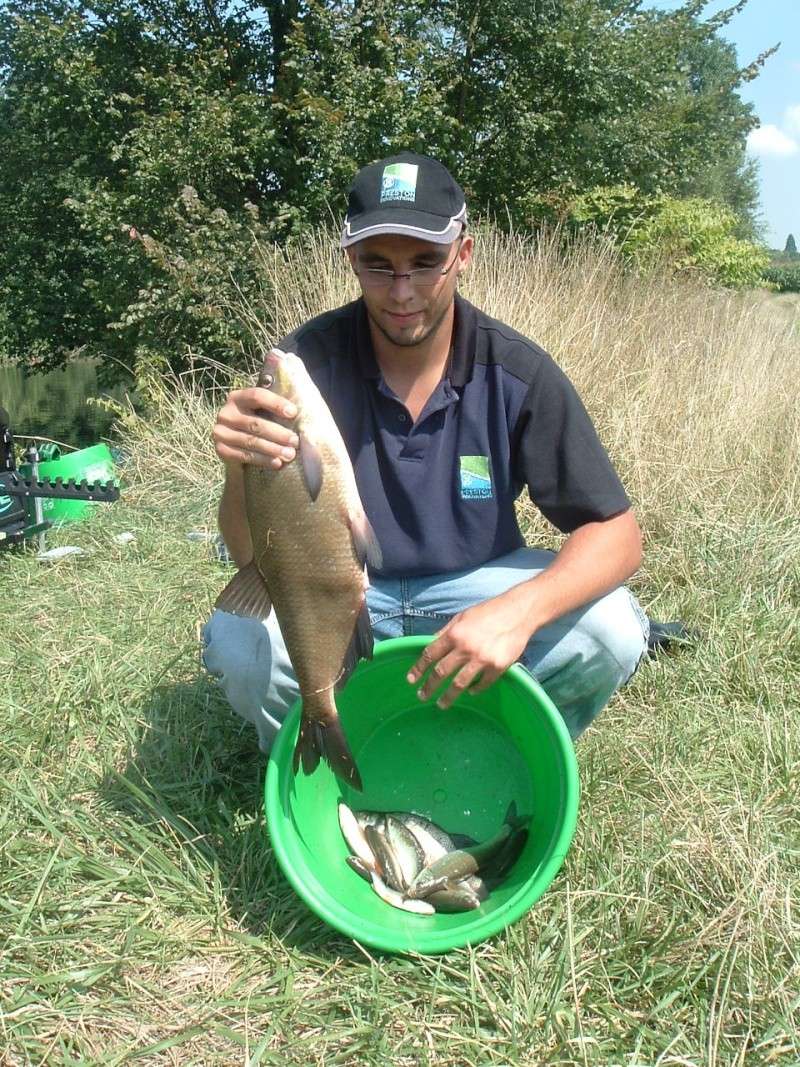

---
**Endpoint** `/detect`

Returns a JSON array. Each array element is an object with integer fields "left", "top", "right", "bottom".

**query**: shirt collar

[{"left": 353, "top": 293, "right": 477, "bottom": 387}]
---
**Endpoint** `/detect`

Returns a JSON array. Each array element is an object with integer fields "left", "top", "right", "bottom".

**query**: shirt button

[{"left": 398, "top": 412, "right": 408, "bottom": 423}]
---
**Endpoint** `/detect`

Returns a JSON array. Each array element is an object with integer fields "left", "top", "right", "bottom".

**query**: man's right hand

[{"left": 212, "top": 387, "right": 300, "bottom": 469}]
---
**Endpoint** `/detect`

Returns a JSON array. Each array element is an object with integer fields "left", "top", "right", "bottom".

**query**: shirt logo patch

[
  {"left": 380, "top": 163, "right": 419, "bottom": 204},
  {"left": 460, "top": 456, "right": 493, "bottom": 499},
  {"left": 0, "top": 495, "right": 13, "bottom": 516}
]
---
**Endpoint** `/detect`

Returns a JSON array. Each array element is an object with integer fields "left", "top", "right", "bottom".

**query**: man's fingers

[
  {"left": 212, "top": 421, "right": 298, "bottom": 466},
  {"left": 467, "top": 667, "right": 503, "bottom": 694},
  {"left": 406, "top": 623, "right": 455, "bottom": 684},
  {"left": 236, "top": 386, "right": 297, "bottom": 420},
  {"left": 436, "top": 662, "right": 483, "bottom": 709},
  {"left": 415, "top": 649, "right": 464, "bottom": 701},
  {"left": 216, "top": 408, "right": 300, "bottom": 450},
  {"left": 213, "top": 429, "right": 295, "bottom": 464}
]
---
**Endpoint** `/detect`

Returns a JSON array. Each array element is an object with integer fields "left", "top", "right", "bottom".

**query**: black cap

[{"left": 340, "top": 151, "right": 467, "bottom": 248}]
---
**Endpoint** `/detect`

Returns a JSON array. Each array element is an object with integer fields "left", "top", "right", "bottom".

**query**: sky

[{"left": 648, "top": 0, "right": 799, "bottom": 249}]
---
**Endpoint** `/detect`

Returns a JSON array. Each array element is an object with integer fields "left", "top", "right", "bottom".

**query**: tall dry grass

[{"left": 123, "top": 225, "right": 800, "bottom": 554}]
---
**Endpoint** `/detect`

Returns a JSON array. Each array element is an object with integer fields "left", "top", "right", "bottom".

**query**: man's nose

[{"left": 387, "top": 273, "right": 415, "bottom": 299}]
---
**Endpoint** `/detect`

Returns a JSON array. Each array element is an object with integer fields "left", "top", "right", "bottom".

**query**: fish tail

[
  {"left": 504, "top": 800, "right": 531, "bottom": 831},
  {"left": 292, "top": 695, "right": 364, "bottom": 791}
]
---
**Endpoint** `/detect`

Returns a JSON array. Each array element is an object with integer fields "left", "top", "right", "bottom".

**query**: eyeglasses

[{"left": 355, "top": 238, "right": 464, "bottom": 289}]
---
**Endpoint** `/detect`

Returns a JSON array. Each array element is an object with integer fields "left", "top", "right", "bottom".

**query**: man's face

[{"left": 346, "top": 233, "right": 473, "bottom": 349}]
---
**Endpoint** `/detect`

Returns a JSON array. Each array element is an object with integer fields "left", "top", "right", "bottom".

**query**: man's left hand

[{"left": 406, "top": 591, "right": 535, "bottom": 709}]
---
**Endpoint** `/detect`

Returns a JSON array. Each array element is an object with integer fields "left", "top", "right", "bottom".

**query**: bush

[
  {"left": 569, "top": 185, "right": 769, "bottom": 289},
  {"left": 762, "top": 264, "right": 800, "bottom": 293}
]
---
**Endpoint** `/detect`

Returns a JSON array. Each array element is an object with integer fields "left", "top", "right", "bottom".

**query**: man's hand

[
  {"left": 406, "top": 589, "right": 535, "bottom": 709},
  {"left": 212, "top": 387, "right": 299, "bottom": 470},
  {"left": 405, "top": 510, "right": 643, "bottom": 710}
]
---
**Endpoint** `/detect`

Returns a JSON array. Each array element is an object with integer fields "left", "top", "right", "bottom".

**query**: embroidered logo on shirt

[
  {"left": 459, "top": 455, "right": 493, "bottom": 499},
  {"left": 380, "top": 163, "right": 419, "bottom": 204}
]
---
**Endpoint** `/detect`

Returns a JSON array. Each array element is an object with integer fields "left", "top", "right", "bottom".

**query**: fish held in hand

[{"left": 215, "top": 349, "right": 381, "bottom": 790}]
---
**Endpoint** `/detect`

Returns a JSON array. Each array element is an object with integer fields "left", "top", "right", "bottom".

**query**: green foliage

[
  {"left": 67, "top": 184, "right": 273, "bottom": 380},
  {"left": 625, "top": 197, "right": 770, "bottom": 289},
  {"left": 762, "top": 264, "right": 800, "bottom": 293},
  {"left": 0, "top": 0, "right": 775, "bottom": 378},
  {"left": 569, "top": 185, "right": 769, "bottom": 289},
  {"left": 784, "top": 234, "right": 798, "bottom": 257}
]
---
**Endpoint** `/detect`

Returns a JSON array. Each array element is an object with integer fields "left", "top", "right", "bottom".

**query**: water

[{"left": 0, "top": 360, "right": 132, "bottom": 451}]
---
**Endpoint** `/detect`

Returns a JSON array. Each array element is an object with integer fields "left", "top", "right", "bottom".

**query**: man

[{"left": 203, "top": 151, "right": 649, "bottom": 752}]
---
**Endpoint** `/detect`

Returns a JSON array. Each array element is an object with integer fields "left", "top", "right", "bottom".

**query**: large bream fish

[{"left": 215, "top": 348, "right": 381, "bottom": 789}]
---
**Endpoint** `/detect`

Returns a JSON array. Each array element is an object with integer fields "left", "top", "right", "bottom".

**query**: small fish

[
  {"left": 341, "top": 803, "right": 529, "bottom": 914},
  {"left": 407, "top": 803, "right": 526, "bottom": 899},
  {"left": 383, "top": 815, "right": 426, "bottom": 888},
  {"left": 364, "top": 820, "right": 408, "bottom": 893},
  {"left": 482, "top": 827, "right": 529, "bottom": 888},
  {"left": 368, "top": 869, "right": 435, "bottom": 915},
  {"left": 357, "top": 810, "right": 476, "bottom": 863},
  {"left": 425, "top": 883, "right": 484, "bottom": 912},
  {"left": 338, "top": 802, "right": 378, "bottom": 871},
  {"left": 390, "top": 813, "right": 468, "bottom": 864}
]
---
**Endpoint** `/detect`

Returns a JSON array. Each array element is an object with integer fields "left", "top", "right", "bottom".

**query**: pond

[{"left": 0, "top": 360, "right": 132, "bottom": 452}]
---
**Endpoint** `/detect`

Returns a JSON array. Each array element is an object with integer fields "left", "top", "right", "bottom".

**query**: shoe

[{"left": 646, "top": 619, "right": 694, "bottom": 656}]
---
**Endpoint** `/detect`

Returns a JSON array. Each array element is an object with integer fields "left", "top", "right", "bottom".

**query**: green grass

[
  {"left": 2, "top": 467, "right": 798, "bottom": 1066},
  {"left": 2, "top": 231, "right": 799, "bottom": 1064}
]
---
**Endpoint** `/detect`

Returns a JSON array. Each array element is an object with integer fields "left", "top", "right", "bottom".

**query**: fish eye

[{"left": 263, "top": 373, "right": 274, "bottom": 388}]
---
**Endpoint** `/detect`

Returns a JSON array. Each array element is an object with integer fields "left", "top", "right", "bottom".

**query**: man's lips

[{"left": 386, "top": 310, "right": 423, "bottom": 324}]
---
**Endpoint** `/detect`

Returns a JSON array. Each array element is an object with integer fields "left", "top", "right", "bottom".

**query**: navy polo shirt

[{"left": 277, "top": 294, "right": 630, "bottom": 579}]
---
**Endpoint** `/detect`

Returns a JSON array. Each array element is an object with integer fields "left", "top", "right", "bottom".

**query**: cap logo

[{"left": 380, "top": 163, "right": 418, "bottom": 204}]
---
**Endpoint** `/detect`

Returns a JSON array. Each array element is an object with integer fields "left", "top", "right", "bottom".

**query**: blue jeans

[{"left": 201, "top": 547, "right": 649, "bottom": 752}]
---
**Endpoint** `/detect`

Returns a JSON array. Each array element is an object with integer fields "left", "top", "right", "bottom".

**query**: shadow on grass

[{"left": 98, "top": 673, "right": 369, "bottom": 962}]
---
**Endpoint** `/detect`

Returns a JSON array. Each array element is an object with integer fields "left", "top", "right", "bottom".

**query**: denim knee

[
  {"left": 201, "top": 610, "right": 268, "bottom": 691},
  {"left": 580, "top": 587, "right": 649, "bottom": 685}
]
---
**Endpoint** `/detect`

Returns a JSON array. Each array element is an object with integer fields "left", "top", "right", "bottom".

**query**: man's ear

[{"left": 456, "top": 234, "right": 474, "bottom": 275}]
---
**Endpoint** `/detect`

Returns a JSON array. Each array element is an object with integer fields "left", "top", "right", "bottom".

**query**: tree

[
  {"left": 785, "top": 234, "right": 798, "bottom": 257},
  {"left": 0, "top": 0, "right": 776, "bottom": 378}
]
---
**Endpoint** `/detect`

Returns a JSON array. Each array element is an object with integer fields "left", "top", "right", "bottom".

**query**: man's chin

[
  {"left": 373, "top": 317, "right": 432, "bottom": 349},
  {"left": 385, "top": 328, "right": 430, "bottom": 348}
]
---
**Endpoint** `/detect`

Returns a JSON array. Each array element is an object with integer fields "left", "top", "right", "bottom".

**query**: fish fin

[
  {"left": 292, "top": 717, "right": 322, "bottom": 777},
  {"left": 299, "top": 435, "right": 323, "bottom": 501},
  {"left": 292, "top": 697, "right": 364, "bottom": 792},
  {"left": 214, "top": 561, "right": 272, "bottom": 619},
  {"left": 349, "top": 509, "right": 383, "bottom": 571},
  {"left": 449, "top": 833, "right": 478, "bottom": 849},
  {"left": 335, "top": 599, "right": 374, "bottom": 693}
]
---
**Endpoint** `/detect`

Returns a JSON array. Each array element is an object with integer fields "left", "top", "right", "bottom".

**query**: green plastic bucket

[
  {"left": 265, "top": 635, "right": 579, "bottom": 954},
  {"left": 20, "top": 443, "right": 117, "bottom": 525}
]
